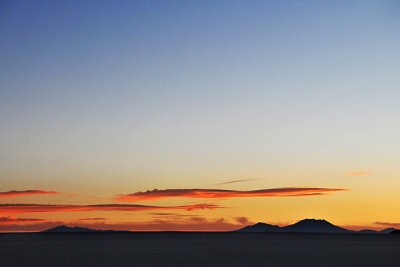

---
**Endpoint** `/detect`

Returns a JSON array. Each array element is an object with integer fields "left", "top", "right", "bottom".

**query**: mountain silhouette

[
  {"left": 380, "top": 228, "right": 396, "bottom": 234},
  {"left": 42, "top": 225, "right": 117, "bottom": 233},
  {"left": 282, "top": 219, "right": 353, "bottom": 233},
  {"left": 390, "top": 229, "right": 400, "bottom": 234},
  {"left": 235, "top": 222, "right": 281, "bottom": 232},
  {"left": 236, "top": 219, "right": 354, "bottom": 233}
]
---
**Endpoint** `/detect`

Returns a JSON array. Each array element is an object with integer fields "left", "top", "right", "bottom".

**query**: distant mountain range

[
  {"left": 42, "top": 225, "right": 125, "bottom": 233},
  {"left": 234, "top": 219, "right": 397, "bottom": 234},
  {"left": 41, "top": 220, "right": 398, "bottom": 234}
]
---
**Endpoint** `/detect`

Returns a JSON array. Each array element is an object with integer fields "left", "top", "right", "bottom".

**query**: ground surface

[{"left": 1, "top": 232, "right": 399, "bottom": 267}]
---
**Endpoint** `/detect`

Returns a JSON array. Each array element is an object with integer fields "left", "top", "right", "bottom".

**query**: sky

[{"left": 1, "top": 0, "right": 400, "bottom": 232}]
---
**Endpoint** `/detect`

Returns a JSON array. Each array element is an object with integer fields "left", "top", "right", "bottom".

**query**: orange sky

[{"left": 0, "top": 179, "right": 399, "bottom": 232}]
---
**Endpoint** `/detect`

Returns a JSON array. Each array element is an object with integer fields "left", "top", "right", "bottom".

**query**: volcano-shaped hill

[{"left": 281, "top": 219, "right": 353, "bottom": 233}]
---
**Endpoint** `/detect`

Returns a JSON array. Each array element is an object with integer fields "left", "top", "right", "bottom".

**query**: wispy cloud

[
  {"left": 149, "top": 212, "right": 199, "bottom": 218},
  {"left": 76, "top": 218, "right": 106, "bottom": 221},
  {"left": 213, "top": 179, "right": 257, "bottom": 186},
  {"left": 345, "top": 172, "right": 373, "bottom": 176},
  {"left": 374, "top": 221, "right": 400, "bottom": 228},
  {"left": 115, "top": 187, "right": 348, "bottom": 202},
  {"left": 0, "top": 203, "right": 222, "bottom": 215},
  {"left": 0, "top": 216, "right": 46, "bottom": 225},
  {"left": 0, "top": 190, "right": 61, "bottom": 198}
]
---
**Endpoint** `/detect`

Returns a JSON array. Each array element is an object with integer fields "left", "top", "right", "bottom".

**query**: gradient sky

[{"left": 1, "top": 0, "right": 400, "bottom": 232}]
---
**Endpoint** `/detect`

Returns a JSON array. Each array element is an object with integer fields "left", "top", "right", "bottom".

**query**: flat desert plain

[{"left": 1, "top": 232, "right": 400, "bottom": 267}]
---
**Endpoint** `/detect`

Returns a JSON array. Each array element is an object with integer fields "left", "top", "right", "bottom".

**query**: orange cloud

[
  {"left": 0, "top": 216, "right": 46, "bottom": 225},
  {"left": 374, "top": 221, "right": 400, "bottom": 228},
  {"left": 76, "top": 218, "right": 106, "bottom": 221},
  {"left": 149, "top": 212, "right": 199, "bottom": 218},
  {"left": 0, "top": 221, "right": 63, "bottom": 232},
  {"left": 345, "top": 172, "right": 373, "bottom": 176},
  {"left": 234, "top": 217, "right": 250, "bottom": 224},
  {"left": 115, "top": 187, "right": 348, "bottom": 202},
  {"left": 0, "top": 190, "right": 61, "bottom": 198},
  {"left": 0, "top": 203, "right": 222, "bottom": 215}
]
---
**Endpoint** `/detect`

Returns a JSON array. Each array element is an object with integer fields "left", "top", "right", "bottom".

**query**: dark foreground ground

[{"left": 1, "top": 232, "right": 400, "bottom": 267}]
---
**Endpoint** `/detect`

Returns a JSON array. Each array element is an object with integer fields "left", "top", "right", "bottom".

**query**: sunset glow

[{"left": 1, "top": 0, "right": 400, "bottom": 233}]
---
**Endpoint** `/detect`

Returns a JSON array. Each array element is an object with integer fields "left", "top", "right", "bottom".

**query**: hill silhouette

[
  {"left": 356, "top": 228, "right": 396, "bottom": 234},
  {"left": 390, "top": 229, "right": 400, "bottom": 234},
  {"left": 42, "top": 225, "right": 120, "bottom": 233},
  {"left": 235, "top": 222, "right": 281, "bottom": 232},
  {"left": 381, "top": 228, "right": 396, "bottom": 234}
]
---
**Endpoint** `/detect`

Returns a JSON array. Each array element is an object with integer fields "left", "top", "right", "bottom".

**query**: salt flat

[{"left": 1, "top": 232, "right": 399, "bottom": 267}]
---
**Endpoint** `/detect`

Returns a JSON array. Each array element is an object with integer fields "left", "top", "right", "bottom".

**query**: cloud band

[
  {"left": 116, "top": 187, "right": 348, "bottom": 202},
  {"left": 0, "top": 190, "right": 61, "bottom": 198},
  {"left": 0, "top": 203, "right": 221, "bottom": 215}
]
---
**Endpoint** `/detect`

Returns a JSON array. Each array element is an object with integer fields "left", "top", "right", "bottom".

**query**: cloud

[
  {"left": 149, "top": 212, "right": 198, "bottom": 217},
  {"left": 0, "top": 216, "right": 46, "bottom": 225},
  {"left": 234, "top": 217, "right": 250, "bottom": 224},
  {"left": 0, "top": 221, "right": 64, "bottom": 232},
  {"left": 374, "top": 221, "right": 400, "bottom": 228},
  {"left": 345, "top": 172, "right": 372, "bottom": 176},
  {"left": 149, "top": 212, "right": 182, "bottom": 216},
  {"left": 213, "top": 179, "right": 256, "bottom": 186},
  {"left": 115, "top": 187, "right": 348, "bottom": 202},
  {"left": 76, "top": 218, "right": 106, "bottom": 221},
  {"left": 0, "top": 190, "right": 61, "bottom": 198},
  {"left": 0, "top": 203, "right": 222, "bottom": 215}
]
